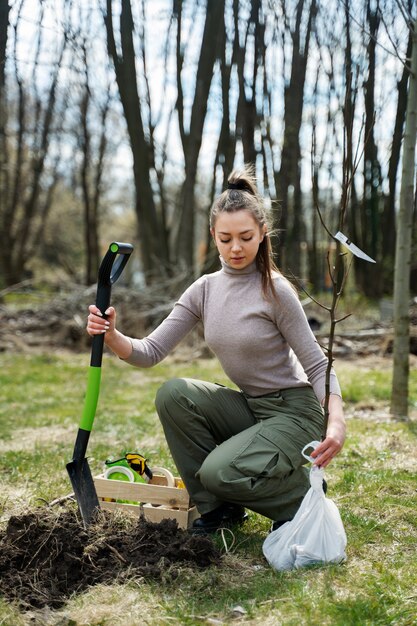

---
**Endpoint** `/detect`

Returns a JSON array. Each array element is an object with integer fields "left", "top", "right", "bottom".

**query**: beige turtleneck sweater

[{"left": 125, "top": 258, "right": 341, "bottom": 402}]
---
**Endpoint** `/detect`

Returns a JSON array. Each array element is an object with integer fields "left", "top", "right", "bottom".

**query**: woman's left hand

[
  {"left": 310, "top": 434, "right": 344, "bottom": 468},
  {"left": 310, "top": 394, "right": 346, "bottom": 468}
]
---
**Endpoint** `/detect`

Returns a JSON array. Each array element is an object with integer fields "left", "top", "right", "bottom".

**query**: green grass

[
  {"left": 0, "top": 351, "right": 416, "bottom": 625},
  {"left": 340, "top": 367, "right": 417, "bottom": 405}
]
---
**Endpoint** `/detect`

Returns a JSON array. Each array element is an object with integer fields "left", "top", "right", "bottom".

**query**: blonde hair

[{"left": 210, "top": 165, "right": 280, "bottom": 299}]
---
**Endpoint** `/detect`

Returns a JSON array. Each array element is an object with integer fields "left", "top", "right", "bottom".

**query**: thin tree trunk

[
  {"left": 357, "top": 0, "right": 382, "bottom": 297},
  {"left": 343, "top": 2, "right": 360, "bottom": 264},
  {"left": 273, "top": 0, "right": 316, "bottom": 275},
  {"left": 382, "top": 29, "right": 413, "bottom": 292},
  {"left": 78, "top": 40, "right": 109, "bottom": 286},
  {"left": 79, "top": 71, "right": 94, "bottom": 285},
  {"left": 0, "top": 0, "right": 10, "bottom": 287},
  {"left": 203, "top": 5, "right": 234, "bottom": 275},
  {"left": 235, "top": 0, "right": 262, "bottom": 165},
  {"left": 174, "top": 0, "right": 224, "bottom": 270},
  {"left": 390, "top": 18, "right": 417, "bottom": 420},
  {"left": 105, "top": 0, "right": 169, "bottom": 279}
]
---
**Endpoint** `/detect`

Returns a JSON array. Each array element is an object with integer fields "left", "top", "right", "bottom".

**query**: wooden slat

[
  {"left": 93, "top": 474, "right": 191, "bottom": 508},
  {"left": 98, "top": 500, "right": 199, "bottom": 529}
]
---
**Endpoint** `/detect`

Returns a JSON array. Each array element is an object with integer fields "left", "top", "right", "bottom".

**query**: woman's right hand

[
  {"left": 86, "top": 305, "right": 116, "bottom": 337},
  {"left": 86, "top": 305, "right": 133, "bottom": 359}
]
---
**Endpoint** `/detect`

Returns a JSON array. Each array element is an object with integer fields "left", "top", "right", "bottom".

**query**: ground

[{"left": 1, "top": 291, "right": 416, "bottom": 623}]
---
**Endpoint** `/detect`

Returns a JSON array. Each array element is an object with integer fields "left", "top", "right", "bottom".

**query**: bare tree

[
  {"left": 390, "top": 15, "right": 417, "bottom": 420},
  {"left": 211, "top": 0, "right": 238, "bottom": 189},
  {"left": 354, "top": 0, "right": 383, "bottom": 296},
  {"left": 0, "top": 0, "right": 11, "bottom": 256},
  {"left": 235, "top": 0, "right": 264, "bottom": 165},
  {"left": 104, "top": 0, "right": 169, "bottom": 279},
  {"left": 382, "top": 11, "right": 414, "bottom": 292},
  {"left": 0, "top": 0, "right": 66, "bottom": 286},
  {"left": 75, "top": 35, "right": 111, "bottom": 285},
  {"left": 272, "top": 0, "right": 317, "bottom": 276},
  {"left": 173, "top": 0, "right": 225, "bottom": 270},
  {"left": 203, "top": 0, "right": 267, "bottom": 274}
]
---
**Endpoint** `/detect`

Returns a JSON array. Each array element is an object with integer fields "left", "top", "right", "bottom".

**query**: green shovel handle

[{"left": 79, "top": 366, "right": 102, "bottom": 431}]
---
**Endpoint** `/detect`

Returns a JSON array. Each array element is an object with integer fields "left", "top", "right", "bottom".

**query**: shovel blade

[{"left": 66, "top": 457, "right": 100, "bottom": 527}]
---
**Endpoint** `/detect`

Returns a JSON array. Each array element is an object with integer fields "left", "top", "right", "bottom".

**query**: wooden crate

[{"left": 93, "top": 473, "right": 199, "bottom": 529}]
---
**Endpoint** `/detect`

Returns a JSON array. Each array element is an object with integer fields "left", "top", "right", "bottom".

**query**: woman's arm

[
  {"left": 87, "top": 277, "right": 203, "bottom": 366},
  {"left": 272, "top": 277, "right": 342, "bottom": 400},
  {"left": 310, "top": 394, "right": 346, "bottom": 468}
]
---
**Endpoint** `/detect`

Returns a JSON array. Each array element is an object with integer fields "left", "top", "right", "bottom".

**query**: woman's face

[{"left": 211, "top": 210, "right": 266, "bottom": 270}]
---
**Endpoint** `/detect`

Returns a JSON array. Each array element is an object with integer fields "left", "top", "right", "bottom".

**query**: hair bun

[{"left": 227, "top": 180, "right": 252, "bottom": 193}]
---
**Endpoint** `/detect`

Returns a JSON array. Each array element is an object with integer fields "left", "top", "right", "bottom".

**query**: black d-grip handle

[
  {"left": 98, "top": 242, "right": 134, "bottom": 288},
  {"left": 91, "top": 242, "right": 134, "bottom": 367}
]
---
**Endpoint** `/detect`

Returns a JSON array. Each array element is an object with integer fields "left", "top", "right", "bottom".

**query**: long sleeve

[
  {"left": 272, "top": 277, "right": 341, "bottom": 403},
  {"left": 124, "top": 281, "right": 202, "bottom": 367}
]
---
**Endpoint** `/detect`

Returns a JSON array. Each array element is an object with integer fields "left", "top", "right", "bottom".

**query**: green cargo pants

[{"left": 155, "top": 378, "right": 324, "bottom": 522}]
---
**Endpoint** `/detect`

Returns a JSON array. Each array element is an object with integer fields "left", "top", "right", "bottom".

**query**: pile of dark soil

[{"left": 0, "top": 507, "right": 221, "bottom": 610}]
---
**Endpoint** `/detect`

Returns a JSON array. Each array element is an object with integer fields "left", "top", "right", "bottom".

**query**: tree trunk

[
  {"left": 356, "top": 1, "right": 382, "bottom": 297},
  {"left": 203, "top": 4, "right": 235, "bottom": 275},
  {"left": 79, "top": 70, "right": 96, "bottom": 285},
  {"left": 174, "top": 0, "right": 224, "bottom": 270},
  {"left": 390, "top": 18, "right": 417, "bottom": 420},
  {"left": 381, "top": 29, "right": 413, "bottom": 294},
  {"left": 273, "top": 0, "right": 316, "bottom": 275},
  {"left": 235, "top": 0, "right": 263, "bottom": 166},
  {"left": 343, "top": 2, "right": 360, "bottom": 265},
  {"left": 0, "top": 0, "right": 10, "bottom": 285},
  {"left": 105, "top": 0, "right": 169, "bottom": 279},
  {"left": 78, "top": 41, "right": 110, "bottom": 286}
]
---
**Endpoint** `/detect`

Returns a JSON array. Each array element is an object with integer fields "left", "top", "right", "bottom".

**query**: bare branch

[
  {"left": 316, "top": 205, "right": 334, "bottom": 240},
  {"left": 288, "top": 269, "right": 331, "bottom": 312},
  {"left": 335, "top": 312, "right": 353, "bottom": 324},
  {"left": 393, "top": 0, "right": 414, "bottom": 25},
  {"left": 338, "top": 0, "right": 410, "bottom": 67}
]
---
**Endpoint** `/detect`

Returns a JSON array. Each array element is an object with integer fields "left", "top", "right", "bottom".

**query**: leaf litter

[{"left": 0, "top": 506, "right": 220, "bottom": 610}]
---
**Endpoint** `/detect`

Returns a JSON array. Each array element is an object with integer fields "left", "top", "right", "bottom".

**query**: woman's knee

[
  {"left": 155, "top": 378, "right": 188, "bottom": 414},
  {"left": 197, "top": 453, "right": 224, "bottom": 496}
]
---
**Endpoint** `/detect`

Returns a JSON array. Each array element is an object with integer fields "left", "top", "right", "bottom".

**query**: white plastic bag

[{"left": 263, "top": 442, "right": 347, "bottom": 571}]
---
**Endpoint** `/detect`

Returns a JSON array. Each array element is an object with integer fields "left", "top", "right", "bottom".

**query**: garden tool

[
  {"left": 66, "top": 241, "right": 134, "bottom": 527},
  {"left": 105, "top": 452, "right": 153, "bottom": 481}
]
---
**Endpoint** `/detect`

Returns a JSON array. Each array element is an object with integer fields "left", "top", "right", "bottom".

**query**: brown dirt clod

[{"left": 0, "top": 507, "right": 221, "bottom": 610}]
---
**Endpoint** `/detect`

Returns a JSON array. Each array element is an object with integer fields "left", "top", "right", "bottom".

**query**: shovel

[{"left": 66, "top": 241, "right": 134, "bottom": 527}]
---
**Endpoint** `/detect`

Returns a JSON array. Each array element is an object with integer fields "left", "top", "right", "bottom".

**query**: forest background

[
  {"left": 0, "top": 0, "right": 416, "bottom": 422},
  {"left": 1, "top": 0, "right": 416, "bottom": 294}
]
